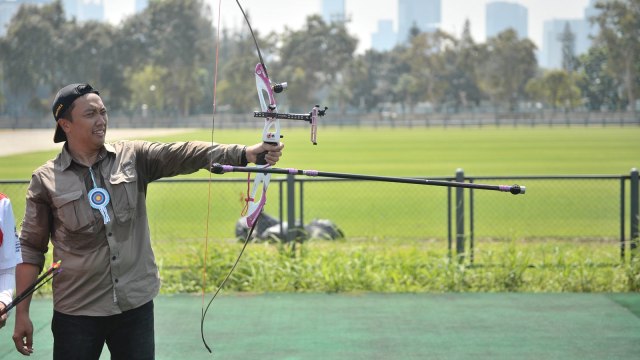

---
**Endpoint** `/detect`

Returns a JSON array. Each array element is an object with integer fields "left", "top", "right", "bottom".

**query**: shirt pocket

[
  {"left": 109, "top": 171, "right": 138, "bottom": 224},
  {"left": 52, "top": 190, "right": 95, "bottom": 233}
]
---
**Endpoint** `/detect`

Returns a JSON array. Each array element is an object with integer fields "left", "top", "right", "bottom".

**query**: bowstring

[
  {"left": 200, "top": 214, "right": 260, "bottom": 354},
  {"left": 200, "top": 0, "right": 223, "bottom": 351}
]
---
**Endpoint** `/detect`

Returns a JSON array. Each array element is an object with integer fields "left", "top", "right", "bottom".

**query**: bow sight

[{"left": 253, "top": 105, "right": 328, "bottom": 146}]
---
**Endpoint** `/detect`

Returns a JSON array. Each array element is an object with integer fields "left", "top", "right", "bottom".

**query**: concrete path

[{"left": 0, "top": 128, "right": 192, "bottom": 156}]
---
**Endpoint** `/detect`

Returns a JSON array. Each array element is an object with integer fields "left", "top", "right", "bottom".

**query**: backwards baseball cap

[{"left": 52, "top": 83, "right": 100, "bottom": 143}]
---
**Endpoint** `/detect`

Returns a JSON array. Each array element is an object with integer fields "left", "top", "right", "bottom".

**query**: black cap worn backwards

[{"left": 51, "top": 83, "right": 100, "bottom": 143}]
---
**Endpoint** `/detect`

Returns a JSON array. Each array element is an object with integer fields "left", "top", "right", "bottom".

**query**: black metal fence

[
  {"left": 2, "top": 168, "right": 638, "bottom": 262},
  {"left": 2, "top": 110, "right": 639, "bottom": 130}
]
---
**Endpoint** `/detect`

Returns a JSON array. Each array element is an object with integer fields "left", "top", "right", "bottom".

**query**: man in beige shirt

[{"left": 13, "top": 83, "right": 284, "bottom": 359}]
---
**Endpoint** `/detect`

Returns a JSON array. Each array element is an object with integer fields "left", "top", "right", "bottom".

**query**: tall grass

[
  {"left": 30, "top": 237, "right": 638, "bottom": 296},
  {"left": 152, "top": 237, "right": 640, "bottom": 294}
]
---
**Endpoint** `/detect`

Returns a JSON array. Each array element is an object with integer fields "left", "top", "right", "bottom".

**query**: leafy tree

[
  {"left": 526, "top": 69, "right": 582, "bottom": 110},
  {"left": 216, "top": 23, "right": 272, "bottom": 113},
  {"left": 575, "top": 46, "right": 623, "bottom": 110},
  {"left": 277, "top": 15, "right": 358, "bottom": 110},
  {"left": 128, "top": 65, "right": 169, "bottom": 116},
  {"left": 0, "top": 1, "right": 66, "bottom": 117},
  {"left": 121, "top": 0, "right": 214, "bottom": 116},
  {"left": 391, "top": 30, "right": 455, "bottom": 113},
  {"left": 1, "top": 1, "right": 129, "bottom": 117},
  {"left": 344, "top": 50, "right": 394, "bottom": 113},
  {"left": 479, "top": 29, "right": 537, "bottom": 111},
  {"left": 558, "top": 22, "right": 577, "bottom": 73},
  {"left": 592, "top": 0, "right": 640, "bottom": 112},
  {"left": 439, "top": 20, "right": 484, "bottom": 112},
  {"left": 59, "top": 21, "right": 129, "bottom": 112}
]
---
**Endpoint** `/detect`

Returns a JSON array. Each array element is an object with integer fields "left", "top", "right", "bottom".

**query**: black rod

[{"left": 211, "top": 164, "right": 526, "bottom": 195}]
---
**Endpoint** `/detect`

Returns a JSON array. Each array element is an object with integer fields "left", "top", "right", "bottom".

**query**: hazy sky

[{"left": 105, "top": 0, "right": 592, "bottom": 53}]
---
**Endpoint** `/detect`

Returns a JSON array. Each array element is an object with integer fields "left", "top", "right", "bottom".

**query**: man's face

[{"left": 61, "top": 93, "right": 108, "bottom": 150}]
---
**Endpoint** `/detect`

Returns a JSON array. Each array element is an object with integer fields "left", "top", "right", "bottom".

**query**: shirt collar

[{"left": 56, "top": 143, "right": 116, "bottom": 171}]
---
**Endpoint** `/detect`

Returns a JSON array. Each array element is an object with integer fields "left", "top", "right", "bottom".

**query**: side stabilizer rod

[{"left": 211, "top": 164, "right": 526, "bottom": 195}]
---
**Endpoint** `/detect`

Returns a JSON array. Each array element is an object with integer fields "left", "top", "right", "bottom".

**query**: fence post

[
  {"left": 620, "top": 178, "right": 626, "bottom": 262},
  {"left": 456, "top": 168, "right": 465, "bottom": 260},
  {"left": 287, "top": 173, "right": 296, "bottom": 243},
  {"left": 631, "top": 168, "right": 639, "bottom": 256},
  {"left": 447, "top": 187, "right": 452, "bottom": 259}
]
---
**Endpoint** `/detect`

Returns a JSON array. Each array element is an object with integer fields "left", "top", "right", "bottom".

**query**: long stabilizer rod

[{"left": 211, "top": 164, "right": 526, "bottom": 195}]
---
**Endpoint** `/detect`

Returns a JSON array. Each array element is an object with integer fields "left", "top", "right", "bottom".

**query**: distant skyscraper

[
  {"left": 371, "top": 19, "right": 396, "bottom": 51},
  {"left": 322, "top": 0, "right": 345, "bottom": 23},
  {"left": 539, "top": 0, "right": 599, "bottom": 69},
  {"left": 397, "top": 0, "right": 440, "bottom": 44},
  {"left": 485, "top": 1, "right": 528, "bottom": 39},
  {"left": 541, "top": 19, "right": 590, "bottom": 69}
]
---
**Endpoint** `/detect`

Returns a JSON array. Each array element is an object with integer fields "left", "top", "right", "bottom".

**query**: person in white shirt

[{"left": 0, "top": 192, "right": 23, "bottom": 329}]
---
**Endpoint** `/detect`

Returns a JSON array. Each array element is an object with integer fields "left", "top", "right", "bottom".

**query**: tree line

[{"left": 0, "top": 0, "right": 638, "bottom": 122}]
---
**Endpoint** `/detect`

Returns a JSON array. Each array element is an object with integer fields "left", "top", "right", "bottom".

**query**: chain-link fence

[
  {"left": 2, "top": 169, "right": 638, "bottom": 263},
  {"left": 467, "top": 173, "right": 638, "bottom": 263}
]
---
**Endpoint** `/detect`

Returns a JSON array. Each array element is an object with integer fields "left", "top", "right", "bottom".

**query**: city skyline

[
  {"left": 0, "top": 0, "right": 594, "bottom": 58},
  {"left": 103, "top": 0, "right": 592, "bottom": 54},
  {"left": 0, "top": 0, "right": 595, "bottom": 52}
]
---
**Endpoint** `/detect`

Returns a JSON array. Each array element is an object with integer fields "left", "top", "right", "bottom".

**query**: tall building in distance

[
  {"left": 397, "top": 0, "right": 441, "bottom": 44},
  {"left": 371, "top": 19, "right": 396, "bottom": 52},
  {"left": 540, "top": 0, "right": 600, "bottom": 69},
  {"left": 322, "top": 0, "right": 346, "bottom": 24},
  {"left": 485, "top": 1, "right": 528, "bottom": 39}
]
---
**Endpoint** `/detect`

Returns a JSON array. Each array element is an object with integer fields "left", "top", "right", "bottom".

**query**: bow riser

[
  {"left": 255, "top": 63, "right": 281, "bottom": 147},
  {"left": 241, "top": 63, "right": 281, "bottom": 228}
]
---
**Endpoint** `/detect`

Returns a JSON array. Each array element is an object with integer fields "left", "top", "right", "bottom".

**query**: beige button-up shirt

[{"left": 20, "top": 140, "right": 245, "bottom": 316}]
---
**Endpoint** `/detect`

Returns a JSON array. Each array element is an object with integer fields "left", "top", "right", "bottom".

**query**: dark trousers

[{"left": 51, "top": 300, "right": 155, "bottom": 360}]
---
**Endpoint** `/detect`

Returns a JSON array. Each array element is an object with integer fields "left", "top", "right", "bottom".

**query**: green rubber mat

[{"left": 1, "top": 293, "right": 638, "bottom": 359}]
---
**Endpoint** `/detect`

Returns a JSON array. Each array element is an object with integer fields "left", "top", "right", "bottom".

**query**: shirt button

[
  {"left": 115, "top": 279, "right": 119, "bottom": 283},
  {"left": 108, "top": 232, "right": 113, "bottom": 236},
  {"left": 112, "top": 256, "right": 116, "bottom": 261}
]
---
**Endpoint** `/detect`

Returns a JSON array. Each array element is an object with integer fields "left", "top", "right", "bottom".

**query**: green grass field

[
  {"left": 2, "top": 125, "right": 639, "bottom": 293},
  {"left": 1, "top": 126, "right": 638, "bottom": 178}
]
